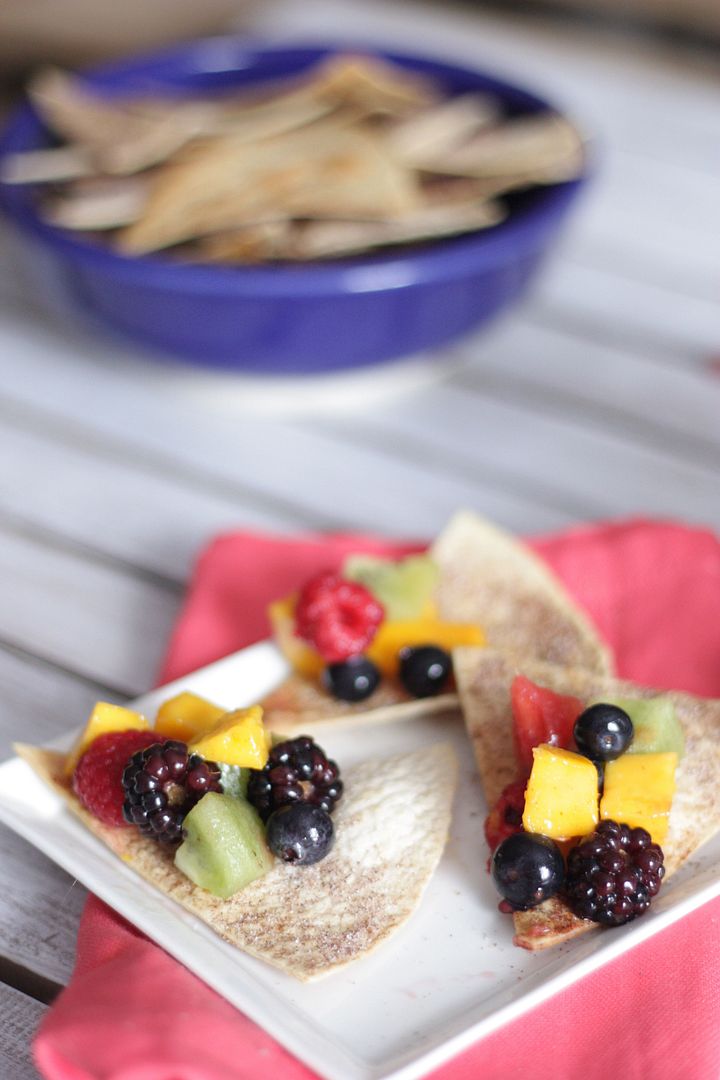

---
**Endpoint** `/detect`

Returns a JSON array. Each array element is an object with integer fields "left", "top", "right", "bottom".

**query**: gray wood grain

[{"left": 0, "top": 984, "right": 45, "bottom": 1080}]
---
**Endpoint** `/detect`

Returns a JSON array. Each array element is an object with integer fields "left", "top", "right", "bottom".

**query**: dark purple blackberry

[
  {"left": 247, "top": 736, "right": 342, "bottom": 822},
  {"left": 121, "top": 739, "right": 222, "bottom": 845},
  {"left": 564, "top": 820, "right": 665, "bottom": 926}
]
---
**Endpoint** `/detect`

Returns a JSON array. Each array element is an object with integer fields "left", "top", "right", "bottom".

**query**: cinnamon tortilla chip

[
  {"left": 453, "top": 647, "right": 720, "bottom": 950},
  {"left": 16, "top": 741, "right": 457, "bottom": 980},
  {"left": 118, "top": 125, "right": 421, "bottom": 253},
  {"left": 432, "top": 512, "right": 612, "bottom": 674},
  {"left": 261, "top": 671, "right": 457, "bottom": 734},
  {"left": 262, "top": 512, "right": 610, "bottom": 732}
]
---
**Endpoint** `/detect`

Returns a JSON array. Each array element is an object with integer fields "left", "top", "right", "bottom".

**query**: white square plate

[{"left": 1, "top": 640, "right": 719, "bottom": 1080}]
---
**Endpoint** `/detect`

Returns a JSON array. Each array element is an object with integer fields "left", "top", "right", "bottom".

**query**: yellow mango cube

[
  {"left": 523, "top": 745, "right": 599, "bottom": 839},
  {"left": 600, "top": 752, "right": 677, "bottom": 844},
  {"left": 65, "top": 702, "right": 149, "bottom": 776},
  {"left": 188, "top": 706, "right": 270, "bottom": 769},
  {"left": 154, "top": 692, "right": 226, "bottom": 742},
  {"left": 366, "top": 619, "right": 485, "bottom": 676},
  {"left": 269, "top": 593, "right": 484, "bottom": 681},
  {"left": 268, "top": 597, "right": 324, "bottom": 679}
]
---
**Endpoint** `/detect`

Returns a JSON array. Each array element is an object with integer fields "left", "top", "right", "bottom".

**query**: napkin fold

[{"left": 35, "top": 519, "right": 720, "bottom": 1080}]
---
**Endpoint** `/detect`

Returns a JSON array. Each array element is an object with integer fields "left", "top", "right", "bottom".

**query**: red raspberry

[
  {"left": 484, "top": 779, "right": 526, "bottom": 853},
  {"left": 294, "top": 571, "right": 384, "bottom": 663},
  {"left": 72, "top": 729, "right": 160, "bottom": 827}
]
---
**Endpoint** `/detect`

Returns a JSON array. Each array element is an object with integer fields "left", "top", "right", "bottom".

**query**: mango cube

[
  {"left": 268, "top": 598, "right": 324, "bottom": 680},
  {"left": 65, "top": 702, "right": 149, "bottom": 776},
  {"left": 522, "top": 745, "right": 599, "bottom": 839},
  {"left": 600, "top": 752, "right": 677, "bottom": 844},
  {"left": 188, "top": 706, "right": 270, "bottom": 769},
  {"left": 154, "top": 692, "right": 226, "bottom": 742},
  {"left": 366, "top": 619, "right": 485, "bottom": 676}
]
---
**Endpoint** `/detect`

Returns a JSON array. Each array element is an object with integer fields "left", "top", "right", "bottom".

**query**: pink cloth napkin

[{"left": 35, "top": 519, "right": 720, "bottom": 1080}]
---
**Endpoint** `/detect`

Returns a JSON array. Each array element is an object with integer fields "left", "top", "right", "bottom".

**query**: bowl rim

[{"left": 0, "top": 36, "right": 587, "bottom": 297}]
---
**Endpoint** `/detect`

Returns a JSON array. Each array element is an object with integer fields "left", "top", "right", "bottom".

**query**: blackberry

[
  {"left": 399, "top": 645, "right": 452, "bottom": 698},
  {"left": 247, "top": 736, "right": 342, "bottom": 822},
  {"left": 323, "top": 655, "right": 381, "bottom": 702},
  {"left": 121, "top": 739, "right": 222, "bottom": 845},
  {"left": 564, "top": 820, "right": 665, "bottom": 926}
]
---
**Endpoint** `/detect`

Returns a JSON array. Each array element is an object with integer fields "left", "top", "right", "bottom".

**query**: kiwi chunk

[
  {"left": 343, "top": 553, "right": 438, "bottom": 620},
  {"left": 175, "top": 793, "right": 274, "bottom": 898},
  {"left": 601, "top": 697, "right": 685, "bottom": 759},
  {"left": 218, "top": 763, "right": 251, "bottom": 800}
]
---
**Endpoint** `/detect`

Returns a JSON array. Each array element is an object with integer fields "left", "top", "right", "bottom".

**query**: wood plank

[
  {"left": 455, "top": 318, "right": 720, "bottom": 463},
  {"left": 0, "top": 826, "right": 85, "bottom": 988},
  {"left": 0, "top": 526, "right": 179, "bottom": 695},
  {"left": 532, "top": 258, "right": 720, "bottom": 359},
  {"left": 0, "top": 303, "right": 581, "bottom": 535},
  {"left": 316, "top": 378, "right": 720, "bottom": 529},
  {"left": 0, "top": 983, "right": 46, "bottom": 1080}
]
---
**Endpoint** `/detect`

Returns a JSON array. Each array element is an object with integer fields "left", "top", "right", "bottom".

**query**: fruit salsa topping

[
  {"left": 492, "top": 832, "right": 565, "bottom": 911},
  {"left": 295, "top": 571, "right": 384, "bottom": 663},
  {"left": 511, "top": 675, "right": 584, "bottom": 776},
  {"left": 488, "top": 675, "right": 677, "bottom": 928},
  {"left": 72, "top": 728, "right": 160, "bottom": 827},
  {"left": 564, "top": 821, "right": 664, "bottom": 925},
  {"left": 484, "top": 779, "right": 526, "bottom": 852},
  {"left": 121, "top": 739, "right": 223, "bottom": 845},
  {"left": 323, "top": 655, "right": 381, "bottom": 702},
  {"left": 271, "top": 552, "right": 484, "bottom": 702},
  {"left": 398, "top": 645, "right": 452, "bottom": 698},
  {"left": 247, "top": 735, "right": 343, "bottom": 822},
  {"left": 266, "top": 803, "right": 335, "bottom": 865},
  {"left": 574, "top": 703, "right": 633, "bottom": 761},
  {"left": 69, "top": 693, "right": 344, "bottom": 898}
]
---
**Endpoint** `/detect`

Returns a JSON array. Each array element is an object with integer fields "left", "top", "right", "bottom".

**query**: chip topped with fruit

[
  {"left": 453, "top": 647, "right": 720, "bottom": 949},
  {"left": 260, "top": 511, "right": 612, "bottom": 734},
  {"left": 16, "top": 691, "right": 457, "bottom": 980}
]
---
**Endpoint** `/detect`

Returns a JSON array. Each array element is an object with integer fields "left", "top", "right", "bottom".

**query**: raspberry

[
  {"left": 564, "top": 820, "right": 665, "bottom": 925},
  {"left": 121, "top": 739, "right": 222, "bottom": 845},
  {"left": 294, "top": 571, "right": 384, "bottom": 663},
  {"left": 484, "top": 779, "right": 526, "bottom": 852},
  {"left": 247, "top": 735, "right": 343, "bottom": 822},
  {"left": 72, "top": 729, "right": 159, "bottom": 827}
]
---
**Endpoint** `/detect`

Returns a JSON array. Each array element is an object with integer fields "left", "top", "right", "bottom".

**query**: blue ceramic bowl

[{"left": 0, "top": 40, "right": 586, "bottom": 373}]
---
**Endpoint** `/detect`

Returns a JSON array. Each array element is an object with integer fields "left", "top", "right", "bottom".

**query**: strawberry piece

[
  {"left": 511, "top": 675, "right": 584, "bottom": 776},
  {"left": 72, "top": 729, "right": 160, "bottom": 827},
  {"left": 484, "top": 779, "right": 526, "bottom": 853},
  {"left": 294, "top": 571, "right": 384, "bottom": 663}
]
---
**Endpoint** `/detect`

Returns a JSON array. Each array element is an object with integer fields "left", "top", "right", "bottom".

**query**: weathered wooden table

[{"left": 1, "top": 0, "right": 718, "bottom": 1074}]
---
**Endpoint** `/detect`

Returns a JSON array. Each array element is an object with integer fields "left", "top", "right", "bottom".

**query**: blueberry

[
  {"left": 574, "top": 703, "right": 633, "bottom": 761},
  {"left": 266, "top": 803, "right": 334, "bottom": 865},
  {"left": 323, "top": 655, "right": 380, "bottom": 702},
  {"left": 492, "top": 833, "right": 565, "bottom": 910},
  {"left": 398, "top": 645, "right": 452, "bottom": 698}
]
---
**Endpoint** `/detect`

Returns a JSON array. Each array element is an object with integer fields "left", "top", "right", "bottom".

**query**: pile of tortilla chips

[
  {"left": 17, "top": 511, "right": 720, "bottom": 977},
  {"left": 2, "top": 54, "right": 585, "bottom": 262}
]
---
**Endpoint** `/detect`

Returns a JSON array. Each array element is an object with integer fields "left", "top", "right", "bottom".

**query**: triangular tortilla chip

[
  {"left": 16, "top": 741, "right": 456, "bottom": 980},
  {"left": 261, "top": 512, "right": 610, "bottom": 732},
  {"left": 261, "top": 672, "right": 457, "bottom": 734},
  {"left": 453, "top": 647, "right": 720, "bottom": 950},
  {"left": 432, "top": 512, "right": 612, "bottom": 674}
]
